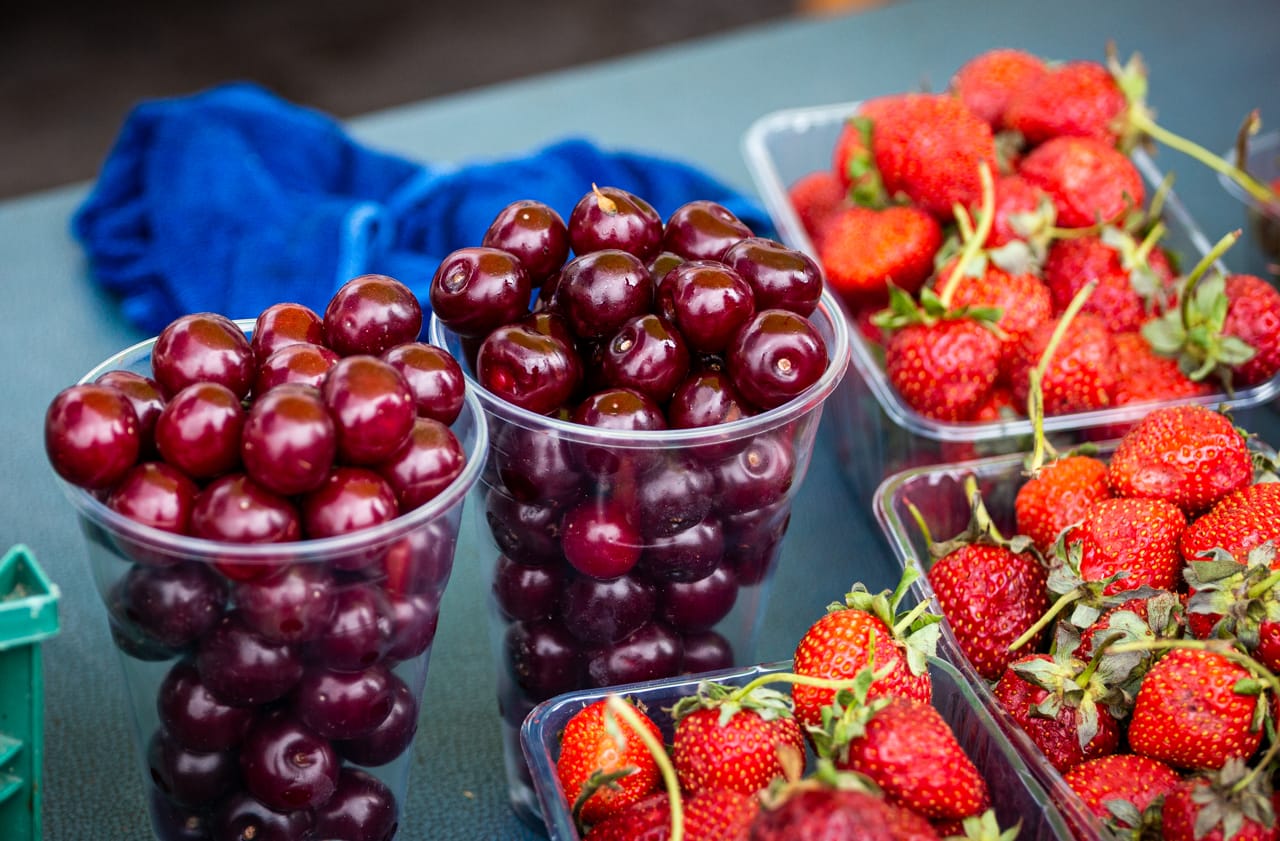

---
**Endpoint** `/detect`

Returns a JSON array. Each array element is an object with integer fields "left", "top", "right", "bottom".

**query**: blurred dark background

[{"left": 0, "top": 0, "right": 884, "bottom": 199}]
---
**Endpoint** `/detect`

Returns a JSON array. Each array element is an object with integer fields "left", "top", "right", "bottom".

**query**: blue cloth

[{"left": 71, "top": 82, "right": 774, "bottom": 334}]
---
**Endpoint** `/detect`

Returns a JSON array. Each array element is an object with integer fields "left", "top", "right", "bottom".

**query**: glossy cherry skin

[
  {"left": 727, "top": 309, "right": 828, "bottom": 411},
  {"left": 115, "top": 562, "right": 228, "bottom": 649},
  {"left": 44, "top": 383, "right": 141, "bottom": 489},
  {"left": 560, "top": 572, "right": 656, "bottom": 645},
  {"left": 376, "top": 417, "right": 466, "bottom": 511},
  {"left": 293, "top": 663, "right": 395, "bottom": 740},
  {"left": 301, "top": 467, "right": 399, "bottom": 544},
  {"left": 657, "top": 562, "right": 738, "bottom": 632},
  {"left": 662, "top": 200, "right": 754, "bottom": 261},
  {"left": 302, "top": 582, "right": 393, "bottom": 672},
  {"left": 638, "top": 516, "right": 725, "bottom": 583},
  {"left": 254, "top": 342, "right": 341, "bottom": 394},
  {"left": 374, "top": 518, "right": 455, "bottom": 595},
  {"left": 211, "top": 790, "right": 314, "bottom": 841},
  {"left": 491, "top": 423, "right": 583, "bottom": 506},
  {"left": 234, "top": 563, "right": 337, "bottom": 644},
  {"left": 600, "top": 313, "right": 690, "bottom": 404},
  {"left": 147, "top": 787, "right": 214, "bottom": 841},
  {"left": 660, "top": 260, "right": 756, "bottom": 354},
  {"left": 667, "top": 369, "right": 751, "bottom": 431},
  {"left": 157, "top": 660, "right": 256, "bottom": 752},
  {"left": 493, "top": 554, "right": 565, "bottom": 622},
  {"left": 324, "top": 274, "right": 423, "bottom": 356},
  {"left": 147, "top": 727, "right": 238, "bottom": 809},
  {"left": 477, "top": 322, "right": 582, "bottom": 415},
  {"left": 561, "top": 497, "right": 643, "bottom": 579},
  {"left": 647, "top": 251, "right": 686, "bottom": 284},
  {"left": 381, "top": 342, "right": 465, "bottom": 425},
  {"left": 568, "top": 186, "right": 664, "bottom": 261},
  {"left": 429, "top": 246, "right": 532, "bottom": 339},
  {"left": 154, "top": 382, "right": 245, "bottom": 479},
  {"left": 152, "top": 312, "right": 256, "bottom": 399},
  {"left": 239, "top": 710, "right": 339, "bottom": 812},
  {"left": 384, "top": 590, "right": 440, "bottom": 661},
  {"left": 241, "top": 383, "right": 336, "bottom": 496},
  {"left": 312, "top": 768, "right": 399, "bottom": 841},
  {"left": 190, "top": 474, "right": 302, "bottom": 544},
  {"left": 710, "top": 432, "right": 796, "bottom": 516},
  {"left": 251, "top": 302, "right": 325, "bottom": 360},
  {"left": 322, "top": 355, "right": 416, "bottom": 466},
  {"left": 96, "top": 370, "right": 165, "bottom": 456},
  {"left": 680, "top": 630, "right": 735, "bottom": 674},
  {"left": 107, "top": 461, "right": 200, "bottom": 534},
  {"left": 634, "top": 455, "right": 714, "bottom": 538},
  {"left": 723, "top": 237, "right": 823, "bottom": 316},
  {"left": 485, "top": 490, "right": 565, "bottom": 567},
  {"left": 504, "top": 619, "right": 582, "bottom": 701},
  {"left": 554, "top": 249, "right": 655, "bottom": 340},
  {"left": 723, "top": 499, "right": 791, "bottom": 585},
  {"left": 333, "top": 671, "right": 417, "bottom": 767},
  {"left": 584, "top": 621, "right": 683, "bottom": 687},
  {"left": 196, "top": 611, "right": 304, "bottom": 706},
  {"left": 482, "top": 199, "right": 570, "bottom": 285},
  {"left": 570, "top": 388, "right": 667, "bottom": 476}
]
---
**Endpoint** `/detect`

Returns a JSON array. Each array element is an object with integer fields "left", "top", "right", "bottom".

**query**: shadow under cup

[
  {"left": 429, "top": 289, "right": 850, "bottom": 826},
  {"left": 58, "top": 330, "right": 488, "bottom": 841}
]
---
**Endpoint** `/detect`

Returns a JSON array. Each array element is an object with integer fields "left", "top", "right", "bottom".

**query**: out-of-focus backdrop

[{"left": 0, "top": 0, "right": 885, "bottom": 199}]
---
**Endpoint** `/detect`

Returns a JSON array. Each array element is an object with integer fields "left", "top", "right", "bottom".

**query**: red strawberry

[
  {"left": 1161, "top": 768, "right": 1279, "bottom": 841},
  {"left": 750, "top": 786, "right": 941, "bottom": 841},
  {"left": 1062, "top": 753, "right": 1181, "bottom": 830},
  {"left": 791, "top": 573, "right": 940, "bottom": 729},
  {"left": 1110, "top": 331, "right": 1212, "bottom": 408},
  {"left": 1128, "top": 647, "right": 1264, "bottom": 771},
  {"left": 1106, "top": 405, "right": 1253, "bottom": 515},
  {"left": 585, "top": 788, "right": 759, "bottom": 841},
  {"left": 818, "top": 205, "right": 943, "bottom": 305},
  {"left": 1041, "top": 231, "right": 1176, "bottom": 333},
  {"left": 934, "top": 257, "right": 1054, "bottom": 379},
  {"left": 789, "top": 170, "right": 847, "bottom": 248},
  {"left": 670, "top": 682, "right": 805, "bottom": 797},
  {"left": 1179, "top": 482, "right": 1280, "bottom": 564},
  {"left": 1008, "top": 311, "right": 1118, "bottom": 416},
  {"left": 867, "top": 93, "right": 1000, "bottom": 221},
  {"left": 1183, "top": 544, "right": 1280, "bottom": 672},
  {"left": 1221, "top": 273, "right": 1280, "bottom": 387},
  {"left": 950, "top": 48, "right": 1048, "bottom": 130},
  {"left": 984, "top": 173, "right": 1056, "bottom": 250},
  {"left": 556, "top": 698, "right": 664, "bottom": 827},
  {"left": 1015, "top": 454, "right": 1112, "bottom": 554},
  {"left": 831, "top": 115, "right": 888, "bottom": 205},
  {"left": 884, "top": 317, "right": 1002, "bottom": 421},
  {"left": 1004, "top": 60, "right": 1129, "bottom": 147},
  {"left": 1066, "top": 496, "right": 1187, "bottom": 595},
  {"left": 1019, "top": 136, "right": 1145, "bottom": 229}
]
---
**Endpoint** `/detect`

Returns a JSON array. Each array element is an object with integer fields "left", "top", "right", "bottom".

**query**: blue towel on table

[{"left": 72, "top": 82, "right": 773, "bottom": 334}]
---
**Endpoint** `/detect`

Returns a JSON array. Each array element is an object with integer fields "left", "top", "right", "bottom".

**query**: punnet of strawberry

[{"left": 879, "top": 401, "right": 1280, "bottom": 841}]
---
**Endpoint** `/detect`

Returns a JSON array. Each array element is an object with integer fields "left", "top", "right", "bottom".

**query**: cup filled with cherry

[
  {"left": 426, "top": 185, "right": 851, "bottom": 824},
  {"left": 45, "top": 274, "right": 487, "bottom": 841}
]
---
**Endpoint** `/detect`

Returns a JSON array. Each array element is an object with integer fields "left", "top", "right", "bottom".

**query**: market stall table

[{"left": 3, "top": 0, "right": 1279, "bottom": 837}]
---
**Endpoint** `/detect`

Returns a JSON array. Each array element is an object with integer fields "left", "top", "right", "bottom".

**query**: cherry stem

[
  {"left": 727, "top": 672, "right": 864, "bottom": 704},
  {"left": 1131, "top": 109, "right": 1277, "bottom": 206},
  {"left": 1008, "top": 587, "right": 1083, "bottom": 652},
  {"left": 938, "top": 162, "right": 996, "bottom": 310},
  {"left": 605, "top": 696, "right": 684, "bottom": 841}
]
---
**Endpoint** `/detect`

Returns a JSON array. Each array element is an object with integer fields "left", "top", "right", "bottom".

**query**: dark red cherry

[
  {"left": 570, "top": 387, "right": 667, "bottom": 432},
  {"left": 241, "top": 384, "right": 336, "bottom": 496},
  {"left": 722, "top": 237, "right": 823, "bottom": 316},
  {"left": 152, "top": 312, "right": 255, "bottom": 399},
  {"left": 324, "top": 274, "right": 423, "bottom": 356},
  {"left": 234, "top": 563, "right": 337, "bottom": 644},
  {"left": 560, "top": 572, "right": 656, "bottom": 645},
  {"left": 429, "top": 246, "right": 532, "bottom": 339},
  {"left": 647, "top": 251, "right": 685, "bottom": 285},
  {"left": 333, "top": 671, "right": 418, "bottom": 767},
  {"left": 157, "top": 660, "right": 256, "bottom": 752},
  {"left": 667, "top": 369, "right": 750, "bottom": 430},
  {"left": 148, "top": 786, "right": 214, "bottom": 841},
  {"left": 600, "top": 314, "right": 690, "bottom": 404},
  {"left": 154, "top": 382, "right": 244, "bottom": 479},
  {"left": 322, "top": 355, "right": 415, "bottom": 466},
  {"left": 239, "top": 710, "right": 339, "bottom": 812},
  {"left": 634, "top": 455, "right": 714, "bottom": 538},
  {"left": 384, "top": 590, "right": 440, "bottom": 661},
  {"left": 484, "top": 490, "right": 565, "bottom": 567},
  {"left": 190, "top": 474, "right": 301, "bottom": 544},
  {"left": 584, "top": 621, "right": 682, "bottom": 687},
  {"left": 568, "top": 185, "right": 663, "bottom": 261},
  {"left": 727, "top": 309, "right": 828, "bottom": 411},
  {"left": 375, "top": 519, "right": 456, "bottom": 596},
  {"left": 554, "top": 249, "right": 654, "bottom": 340},
  {"left": 662, "top": 200, "right": 754, "bottom": 262},
  {"left": 293, "top": 663, "right": 395, "bottom": 740},
  {"left": 491, "top": 423, "right": 583, "bottom": 506},
  {"left": 254, "top": 342, "right": 341, "bottom": 394},
  {"left": 637, "top": 516, "right": 725, "bottom": 583},
  {"left": 251, "top": 303, "right": 325, "bottom": 360},
  {"left": 312, "top": 768, "right": 399, "bottom": 841},
  {"left": 196, "top": 612, "right": 304, "bottom": 706},
  {"left": 211, "top": 790, "right": 314, "bottom": 841},
  {"left": 44, "top": 383, "right": 141, "bottom": 490},
  {"left": 381, "top": 342, "right": 465, "bottom": 425},
  {"left": 147, "top": 728, "right": 238, "bottom": 809},
  {"left": 503, "top": 619, "right": 582, "bottom": 701},
  {"left": 657, "top": 563, "right": 738, "bottom": 632},
  {"left": 493, "top": 554, "right": 565, "bottom": 622},
  {"left": 711, "top": 433, "right": 796, "bottom": 516},
  {"left": 476, "top": 322, "right": 581, "bottom": 415},
  {"left": 661, "top": 260, "right": 756, "bottom": 354},
  {"left": 301, "top": 467, "right": 399, "bottom": 542},
  {"left": 723, "top": 499, "right": 791, "bottom": 586},
  {"left": 680, "top": 630, "right": 735, "bottom": 674},
  {"left": 96, "top": 370, "right": 165, "bottom": 456},
  {"left": 561, "top": 498, "right": 642, "bottom": 579},
  {"left": 376, "top": 417, "right": 466, "bottom": 511},
  {"left": 107, "top": 461, "right": 200, "bottom": 534},
  {"left": 302, "top": 582, "right": 393, "bottom": 672},
  {"left": 482, "top": 199, "right": 570, "bottom": 286},
  {"left": 116, "top": 561, "right": 228, "bottom": 649}
]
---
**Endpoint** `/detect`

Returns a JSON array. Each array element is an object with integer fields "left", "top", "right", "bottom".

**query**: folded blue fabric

[{"left": 72, "top": 82, "right": 774, "bottom": 334}]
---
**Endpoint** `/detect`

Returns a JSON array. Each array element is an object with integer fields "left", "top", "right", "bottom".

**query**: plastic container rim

[{"left": 1218, "top": 128, "right": 1280, "bottom": 214}]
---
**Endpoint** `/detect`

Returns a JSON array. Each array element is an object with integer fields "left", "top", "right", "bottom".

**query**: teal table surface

[{"left": 3, "top": 0, "right": 1279, "bottom": 838}]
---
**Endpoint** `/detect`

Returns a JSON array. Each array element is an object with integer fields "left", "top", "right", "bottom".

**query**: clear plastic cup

[
  {"left": 1219, "top": 128, "right": 1280, "bottom": 283},
  {"left": 56, "top": 324, "right": 488, "bottom": 841},
  {"left": 429, "top": 289, "right": 850, "bottom": 826}
]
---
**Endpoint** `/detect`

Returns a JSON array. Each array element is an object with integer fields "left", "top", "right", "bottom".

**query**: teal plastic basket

[{"left": 0, "top": 545, "right": 61, "bottom": 841}]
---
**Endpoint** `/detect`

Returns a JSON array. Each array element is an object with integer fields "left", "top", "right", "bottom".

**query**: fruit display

[
  {"left": 425, "top": 185, "right": 850, "bottom": 820},
  {"left": 877, "top": 403, "right": 1280, "bottom": 840},
  {"left": 45, "top": 275, "right": 484, "bottom": 841}
]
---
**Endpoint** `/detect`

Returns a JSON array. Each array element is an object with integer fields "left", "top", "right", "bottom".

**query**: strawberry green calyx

[
  {"left": 944, "top": 809, "right": 1021, "bottom": 841},
  {"left": 830, "top": 565, "right": 944, "bottom": 676},
  {"left": 843, "top": 116, "right": 889, "bottom": 209},
  {"left": 1184, "top": 544, "right": 1280, "bottom": 652},
  {"left": 758, "top": 754, "right": 880, "bottom": 812},
  {"left": 668, "top": 679, "right": 795, "bottom": 729},
  {"left": 805, "top": 664, "right": 894, "bottom": 762},
  {"left": 928, "top": 475, "right": 1039, "bottom": 561},
  {"left": 604, "top": 695, "right": 685, "bottom": 841},
  {"left": 572, "top": 767, "right": 641, "bottom": 827}
]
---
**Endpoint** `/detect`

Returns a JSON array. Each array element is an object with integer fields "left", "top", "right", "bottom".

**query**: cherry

[
  {"left": 667, "top": 368, "right": 751, "bottom": 431},
  {"left": 491, "top": 423, "right": 583, "bottom": 506},
  {"left": 115, "top": 562, "right": 227, "bottom": 649},
  {"left": 600, "top": 313, "right": 690, "bottom": 404},
  {"left": 333, "top": 671, "right": 417, "bottom": 767},
  {"left": 647, "top": 251, "right": 686, "bottom": 284},
  {"left": 44, "top": 383, "right": 141, "bottom": 489},
  {"left": 157, "top": 660, "right": 256, "bottom": 752},
  {"left": 154, "top": 382, "right": 245, "bottom": 479},
  {"left": 234, "top": 563, "right": 337, "bottom": 644},
  {"left": 240, "top": 383, "right": 336, "bottom": 496},
  {"left": 568, "top": 185, "right": 663, "bottom": 261},
  {"left": 302, "top": 467, "right": 400, "bottom": 543},
  {"left": 484, "top": 490, "right": 565, "bottom": 567},
  {"left": 722, "top": 237, "right": 823, "bottom": 316},
  {"left": 302, "top": 582, "right": 393, "bottom": 672},
  {"left": 662, "top": 200, "right": 754, "bottom": 262},
  {"left": 492, "top": 554, "right": 564, "bottom": 622},
  {"left": 657, "top": 563, "right": 738, "bottom": 632},
  {"left": 633, "top": 455, "right": 714, "bottom": 538},
  {"left": 723, "top": 499, "right": 791, "bottom": 586},
  {"left": 679, "top": 630, "right": 735, "bottom": 674},
  {"left": 381, "top": 342, "right": 465, "bottom": 425},
  {"left": 482, "top": 199, "right": 570, "bottom": 286},
  {"left": 429, "top": 246, "right": 531, "bottom": 339},
  {"left": 251, "top": 303, "right": 325, "bottom": 361},
  {"left": 560, "top": 572, "right": 656, "bottom": 645},
  {"left": 196, "top": 612, "right": 304, "bottom": 706},
  {"left": 293, "top": 663, "right": 395, "bottom": 740},
  {"left": 254, "top": 342, "right": 340, "bottom": 394},
  {"left": 147, "top": 727, "right": 238, "bottom": 809},
  {"left": 190, "top": 474, "right": 302, "bottom": 544},
  {"left": 322, "top": 355, "right": 415, "bottom": 466},
  {"left": 107, "top": 461, "right": 199, "bottom": 534},
  {"left": 504, "top": 619, "right": 582, "bottom": 701},
  {"left": 660, "top": 260, "right": 756, "bottom": 354},
  {"left": 561, "top": 498, "right": 642, "bottom": 579},
  {"left": 711, "top": 432, "right": 796, "bottom": 516},
  {"left": 554, "top": 249, "right": 655, "bottom": 340},
  {"left": 374, "top": 519, "right": 456, "bottom": 595},
  {"left": 584, "top": 621, "right": 682, "bottom": 687},
  {"left": 727, "top": 309, "right": 828, "bottom": 411},
  {"left": 239, "top": 710, "right": 339, "bottom": 812},
  {"left": 376, "top": 417, "right": 466, "bottom": 511},
  {"left": 312, "top": 768, "right": 399, "bottom": 841},
  {"left": 570, "top": 387, "right": 667, "bottom": 432},
  {"left": 147, "top": 787, "right": 213, "bottom": 841},
  {"left": 152, "top": 312, "right": 255, "bottom": 400},
  {"left": 95, "top": 370, "right": 165, "bottom": 456},
  {"left": 108, "top": 597, "right": 183, "bottom": 661},
  {"left": 383, "top": 590, "right": 440, "bottom": 661},
  {"left": 324, "top": 274, "right": 423, "bottom": 357},
  {"left": 637, "top": 516, "right": 725, "bottom": 583},
  {"left": 210, "top": 790, "right": 314, "bottom": 841},
  {"left": 476, "top": 322, "right": 581, "bottom": 415}
]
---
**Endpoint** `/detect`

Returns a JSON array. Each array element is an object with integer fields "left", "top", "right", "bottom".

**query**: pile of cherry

[
  {"left": 425, "top": 188, "right": 835, "bottom": 734},
  {"left": 44, "top": 275, "right": 470, "bottom": 841}
]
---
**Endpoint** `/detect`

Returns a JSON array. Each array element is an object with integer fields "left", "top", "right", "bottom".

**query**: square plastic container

[
  {"left": 1219, "top": 128, "right": 1280, "bottom": 282},
  {"left": 743, "top": 101, "right": 1280, "bottom": 509},
  {"left": 0, "top": 545, "right": 62, "bottom": 841},
  {"left": 521, "top": 656, "right": 1079, "bottom": 841}
]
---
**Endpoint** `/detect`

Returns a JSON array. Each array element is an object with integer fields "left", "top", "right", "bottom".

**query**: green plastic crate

[{"left": 0, "top": 545, "right": 61, "bottom": 841}]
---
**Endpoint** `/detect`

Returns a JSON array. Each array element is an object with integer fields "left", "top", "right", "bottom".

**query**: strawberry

[
  {"left": 670, "top": 681, "right": 805, "bottom": 797},
  {"left": 866, "top": 93, "right": 1000, "bottom": 221},
  {"left": 1106, "top": 405, "right": 1253, "bottom": 515},
  {"left": 1008, "top": 311, "right": 1118, "bottom": 416},
  {"left": 1015, "top": 454, "right": 1112, "bottom": 554},
  {"left": 1066, "top": 496, "right": 1187, "bottom": 595},
  {"left": 1062, "top": 753, "right": 1181, "bottom": 831},
  {"left": 1003, "top": 60, "right": 1129, "bottom": 147},
  {"left": 883, "top": 316, "right": 1002, "bottom": 421},
  {"left": 831, "top": 115, "right": 888, "bottom": 205},
  {"left": 1068, "top": 590, "right": 1185, "bottom": 707},
  {"left": 934, "top": 256, "right": 1054, "bottom": 379},
  {"left": 1110, "top": 330, "right": 1212, "bottom": 408},
  {"left": 1018, "top": 135, "right": 1145, "bottom": 229},
  {"left": 1179, "top": 482, "right": 1280, "bottom": 566},
  {"left": 1159, "top": 762, "right": 1278, "bottom": 841},
  {"left": 1183, "top": 544, "right": 1280, "bottom": 672},
  {"left": 556, "top": 697, "right": 664, "bottom": 827},
  {"left": 585, "top": 788, "right": 759, "bottom": 841},
  {"left": 984, "top": 173, "right": 1056, "bottom": 251},
  {"left": 1221, "top": 273, "right": 1280, "bottom": 387},
  {"left": 789, "top": 170, "right": 847, "bottom": 248},
  {"left": 750, "top": 784, "right": 941, "bottom": 841},
  {"left": 818, "top": 205, "right": 943, "bottom": 305},
  {"left": 949, "top": 48, "right": 1048, "bottom": 130},
  {"left": 1128, "top": 647, "right": 1264, "bottom": 771},
  {"left": 790, "top": 570, "right": 941, "bottom": 729},
  {"left": 1041, "top": 228, "right": 1175, "bottom": 333}
]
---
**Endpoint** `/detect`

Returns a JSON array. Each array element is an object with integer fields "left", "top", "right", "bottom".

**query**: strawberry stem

[
  {"left": 1023, "top": 279, "right": 1098, "bottom": 462},
  {"left": 904, "top": 500, "right": 936, "bottom": 552},
  {"left": 938, "top": 162, "right": 996, "bottom": 310},
  {"left": 1145, "top": 173, "right": 1174, "bottom": 228},
  {"left": 1130, "top": 109, "right": 1277, "bottom": 206},
  {"left": 1177, "top": 229, "right": 1244, "bottom": 346},
  {"left": 1008, "top": 587, "right": 1084, "bottom": 651},
  {"left": 1133, "top": 220, "right": 1166, "bottom": 266},
  {"left": 1108, "top": 639, "right": 1280, "bottom": 696},
  {"left": 727, "top": 672, "right": 865, "bottom": 704},
  {"left": 892, "top": 597, "right": 936, "bottom": 637},
  {"left": 605, "top": 696, "right": 684, "bottom": 841},
  {"left": 1247, "top": 569, "right": 1280, "bottom": 601},
  {"left": 962, "top": 474, "right": 1006, "bottom": 543}
]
